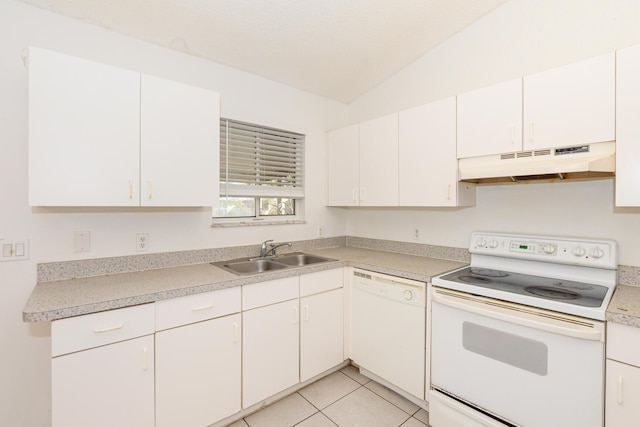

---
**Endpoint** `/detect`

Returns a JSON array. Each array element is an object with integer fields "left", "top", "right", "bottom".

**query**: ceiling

[{"left": 18, "top": 0, "right": 509, "bottom": 103}]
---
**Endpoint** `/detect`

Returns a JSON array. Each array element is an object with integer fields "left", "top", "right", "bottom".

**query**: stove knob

[
  {"left": 542, "top": 244, "right": 556, "bottom": 254},
  {"left": 403, "top": 290, "right": 413, "bottom": 301},
  {"left": 572, "top": 246, "right": 586, "bottom": 257},
  {"left": 476, "top": 237, "right": 487, "bottom": 247},
  {"left": 488, "top": 239, "right": 499, "bottom": 248},
  {"left": 591, "top": 247, "right": 605, "bottom": 259}
]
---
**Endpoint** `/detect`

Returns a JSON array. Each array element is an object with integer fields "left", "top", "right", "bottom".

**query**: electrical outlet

[
  {"left": 136, "top": 233, "right": 149, "bottom": 252},
  {"left": 318, "top": 226, "right": 324, "bottom": 237},
  {"left": 73, "top": 231, "right": 91, "bottom": 253},
  {"left": 414, "top": 228, "right": 420, "bottom": 241}
]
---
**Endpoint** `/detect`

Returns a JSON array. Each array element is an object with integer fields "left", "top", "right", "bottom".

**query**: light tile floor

[{"left": 227, "top": 366, "right": 430, "bottom": 427}]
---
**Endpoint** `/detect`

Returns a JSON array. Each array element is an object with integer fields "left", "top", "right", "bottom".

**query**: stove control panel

[{"left": 470, "top": 232, "right": 617, "bottom": 269}]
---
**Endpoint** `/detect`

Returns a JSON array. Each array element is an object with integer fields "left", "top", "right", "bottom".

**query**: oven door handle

[{"left": 432, "top": 290, "right": 604, "bottom": 342}]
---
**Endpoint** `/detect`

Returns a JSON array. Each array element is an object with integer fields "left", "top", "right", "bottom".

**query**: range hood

[{"left": 458, "top": 141, "right": 615, "bottom": 184}]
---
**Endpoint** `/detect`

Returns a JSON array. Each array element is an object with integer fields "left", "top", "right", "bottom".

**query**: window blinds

[{"left": 220, "top": 119, "right": 305, "bottom": 198}]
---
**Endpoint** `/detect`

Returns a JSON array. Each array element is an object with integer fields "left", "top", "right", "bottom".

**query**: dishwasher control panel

[{"left": 353, "top": 269, "right": 425, "bottom": 306}]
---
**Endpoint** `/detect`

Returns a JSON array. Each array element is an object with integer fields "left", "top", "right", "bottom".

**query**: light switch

[
  {"left": 2, "top": 244, "right": 12, "bottom": 257},
  {"left": 15, "top": 243, "right": 25, "bottom": 257}
]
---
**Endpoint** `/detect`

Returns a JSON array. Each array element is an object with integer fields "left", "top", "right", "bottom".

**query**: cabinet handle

[
  {"left": 233, "top": 322, "right": 238, "bottom": 343},
  {"left": 618, "top": 376, "right": 624, "bottom": 405},
  {"left": 191, "top": 304, "right": 214, "bottom": 312},
  {"left": 529, "top": 122, "right": 535, "bottom": 143},
  {"left": 352, "top": 188, "right": 357, "bottom": 202},
  {"left": 360, "top": 188, "right": 365, "bottom": 202},
  {"left": 128, "top": 180, "right": 133, "bottom": 199},
  {"left": 447, "top": 184, "right": 451, "bottom": 200},
  {"left": 142, "top": 347, "right": 148, "bottom": 371},
  {"left": 147, "top": 181, "right": 153, "bottom": 199},
  {"left": 293, "top": 306, "right": 299, "bottom": 324},
  {"left": 92, "top": 322, "right": 123, "bottom": 333},
  {"left": 304, "top": 304, "right": 309, "bottom": 322},
  {"left": 511, "top": 125, "right": 515, "bottom": 145}
]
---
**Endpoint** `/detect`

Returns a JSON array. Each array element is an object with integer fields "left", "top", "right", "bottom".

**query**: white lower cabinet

[
  {"left": 243, "top": 298, "right": 300, "bottom": 408},
  {"left": 299, "top": 268, "right": 345, "bottom": 382},
  {"left": 606, "top": 322, "right": 640, "bottom": 426},
  {"left": 155, "top": 314, "right": 241, "bottom": 427},
  {"left": 51, "top": 304, "right": 155, "bottom": 427}
]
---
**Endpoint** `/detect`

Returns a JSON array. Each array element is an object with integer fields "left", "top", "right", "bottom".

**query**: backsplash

[{"left": 37, "top": 236, "right": 640, "bottom": 286}]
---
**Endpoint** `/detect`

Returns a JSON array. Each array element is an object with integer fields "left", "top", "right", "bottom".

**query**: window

[{"left": 214, "top": 118, "right": 304, "bottom": 222}]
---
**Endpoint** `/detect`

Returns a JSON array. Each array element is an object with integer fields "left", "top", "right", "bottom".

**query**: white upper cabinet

[
  {"left": 140, "top": 75, "right": 219, "bottom": 207},
  {"left": 327, "top": 124, "right": 360, "bottom": 206},
  {"left": 457, "top": 79, "right": 523, "bottom": 158},
  {"left": 28, "top": 47, "right": 220, "bottom": 206},
  {"left": 523, "top": 53, "right": 615, "bottom": 151},
  {"left": 615, "top": 44, "right": 640, "bottom": 207},
  {"left": 399, "top": 97, "right": 475, "bottom": 206},
  {"left": 327, "top": 114, "right": 398, "bottom": 207},
  {"left": 359, "top": 113, "right": 399, "bottom": 206},
  {"left": 29, "top": 47, "right": 141, "bottom": 206}
]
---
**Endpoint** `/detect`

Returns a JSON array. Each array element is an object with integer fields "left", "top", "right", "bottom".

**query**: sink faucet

[{"left": 259, "top": 240, "right": 292, "bottom": 258}]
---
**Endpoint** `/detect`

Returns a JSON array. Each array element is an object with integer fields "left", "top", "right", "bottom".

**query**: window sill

[{"left": 211, "top": 219, "right": 306, "bottom": 228}]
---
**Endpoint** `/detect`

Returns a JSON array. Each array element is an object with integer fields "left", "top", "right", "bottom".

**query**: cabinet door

[
  {"left": 141, "top": 75, "right": 220, "bottom": 206},
  {"left": 242, "top": 299, "right": 300, "bottom": 408},
  {"left": 327, "top": 124, "right": 360, "bottom": 206},
  {"left": 52, "top": 335, "right": 154, "bottom": 427},
  {"left": 615, "top": 44, "right": 640, "bottom": 207},
  {"left": 359, "top": 113, "right": 399, "bottom": 206},
  {"left": 606, "top": 359, "right": 640, "bottom": 427},
  {"left": 28, "top": 47, "right": 140, "bottom": 206},
  {"left": 300, "top": 288, "right": 344, "bottom": 382},
  {"left": 457, "top": 79, "right": 523, "bottom": 158},
  {"left": 523, "top": 53, "right": 615, "bottom": 150},
  {"left": 156, "top": 313, "right": 241, "bottom": 427},
  {"left": 399, "top": 97, "right": 474, "bottom": 206}
]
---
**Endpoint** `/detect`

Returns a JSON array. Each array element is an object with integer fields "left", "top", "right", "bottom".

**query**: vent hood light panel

[{"left": 458, "top": 141, "right": 615, "bottom": 184}]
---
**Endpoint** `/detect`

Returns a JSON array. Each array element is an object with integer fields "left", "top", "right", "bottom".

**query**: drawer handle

[
  {"left": 304, "top": 304, "right": 310, "bottom": 322},
  {"left": 293, "top": 306, "right": 299, "bottom": 324},
  {"left": 233, "top": 322, "right": 238, "bottom": 343},
  {"left": 92, "top": 322, "right": 124, "bottom": 333},
  {"left": 192, "top": 304, "right": 214, "bottom": 312}
]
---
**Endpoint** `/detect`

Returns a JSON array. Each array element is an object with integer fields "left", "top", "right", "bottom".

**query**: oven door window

[
  {"left": 430, "top": 293, "right": 604, "bottom": 427},
  {"left": 463, "top": 322, "right": 548, "bottom": 376}
]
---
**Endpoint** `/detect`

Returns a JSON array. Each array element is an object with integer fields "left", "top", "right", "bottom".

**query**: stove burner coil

[
  {"left": 525, "top": 286, "right": 581, "bottom": 300},
  {"left": 458, "top": 275, "right": 494, "bottom": 284},
  {"left": 469, "top": 268, "right": 509, "bottom": 278}
]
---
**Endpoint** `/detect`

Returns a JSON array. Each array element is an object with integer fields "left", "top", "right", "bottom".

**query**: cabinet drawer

[
  {"left": 300, "top": 268, "right": 343, "bottom": 297},
  {"left": 155, "top": 286, "right": 241, "bottom": 331},
  {"left": 242, "top": 276, "right": 299, "bottom": 311},
  {"left": 52, "top": 304, "right": 155, "bottom": 357},
  {"left": 607, "top": 322, "right": 640, "bottom": 367}
]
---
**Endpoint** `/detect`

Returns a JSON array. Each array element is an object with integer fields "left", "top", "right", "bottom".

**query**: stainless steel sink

[
  {"left": 274, "top": 252, "right": 335, "bottom": 267},
  {"left": 211, "top": 252, "right": 337, "bottom": 276}
]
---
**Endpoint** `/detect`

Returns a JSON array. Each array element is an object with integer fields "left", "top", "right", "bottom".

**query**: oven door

[{"left": 430, "top": 288, "right": 605, "bottom": 427}]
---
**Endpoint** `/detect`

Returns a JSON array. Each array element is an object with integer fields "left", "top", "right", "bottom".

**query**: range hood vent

[{"left": 458, "top": 141, "right": 615, "bottom": 184}]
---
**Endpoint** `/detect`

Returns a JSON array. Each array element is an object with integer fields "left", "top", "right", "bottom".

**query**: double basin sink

[{"left": 212, "top": 252, "right": 338, "bottom": 276}]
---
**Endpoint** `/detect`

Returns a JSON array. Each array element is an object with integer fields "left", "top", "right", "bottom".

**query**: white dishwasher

[{"left": 351, "top": 268, "right": 426, "bottom": 400}]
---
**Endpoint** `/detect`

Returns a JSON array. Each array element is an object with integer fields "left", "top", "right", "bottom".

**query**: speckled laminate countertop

[
  {"left": 23, "top": 246, "right": 468, "bottom": 323},
  {"left": 606, "top": 284, "right": 640, "bottom": 327}
]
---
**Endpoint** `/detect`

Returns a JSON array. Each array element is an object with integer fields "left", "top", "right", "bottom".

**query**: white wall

[
  {"left": 0, "top": 1, "right": 347, "bottom": 425},
  {"left": 346, "top": 0, "right": 640, "bottom": 266}
]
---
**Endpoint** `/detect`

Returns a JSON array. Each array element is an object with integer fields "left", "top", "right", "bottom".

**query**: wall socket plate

[
  {"left": 136, "top": 233, "right": 149, "bottom": 252},
  {"left": 0, "top": 239, "right": 29, "bottom": 262}
]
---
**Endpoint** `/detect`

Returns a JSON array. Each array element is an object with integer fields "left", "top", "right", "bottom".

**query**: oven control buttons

[
  {"left": 590, "top": 246, "right": 605, "bottom": 258},
  {"left": 476, "top": 237, "right": 487, "bottom": 247},
  {"left": 488, "top": 239, "right": 499, "bottom": 248},
  {"left": 572, "top": 246, "right": 587, "bottom": 257},
  {"left": 403, "top": 290, "right": 414, "bottom": 301},
  {"left": 542, "top": 244, "right": 556, "bottom": 254}
]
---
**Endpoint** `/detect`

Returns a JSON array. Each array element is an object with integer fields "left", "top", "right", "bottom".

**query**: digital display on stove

[
  {"left": 519, "top": 245, "right": 528, "bottom": 249},
  {"left": 438, "top": 267, "right": 608, "bottom": 308}
]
